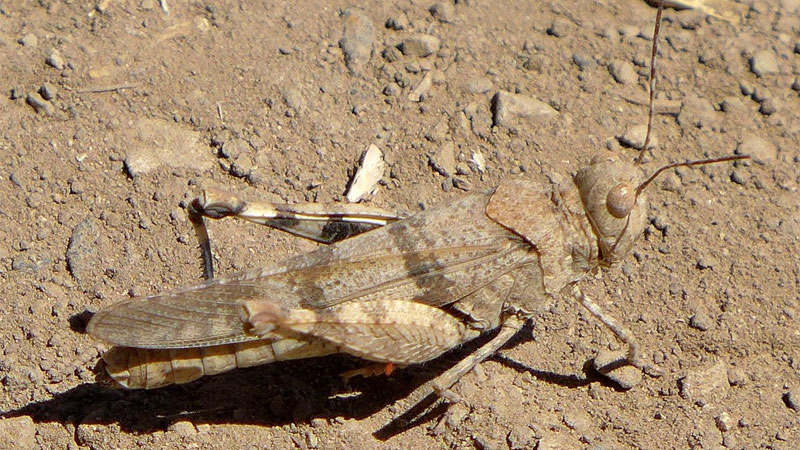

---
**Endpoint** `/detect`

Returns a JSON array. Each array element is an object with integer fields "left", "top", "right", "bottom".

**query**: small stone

[
  {"left": 429, "top": 2, "right": 456, "bottom": 23},
  {"left": 618, "top": 124, "right": 657, "bottom": 150},
  {"left": 714, "top": 412, "right": 734, "bottom": 432},
  {"left": 593, "top": 350, "right": 642, "bottom": 390},
  {"left": 727, "top": 367, "right": 748, "bottom": 387},
  {"left": 18, "top": 33, "right": 38, "bottom": 47},
  {"left": 399, "top": 34, "right": 440, "bottom": 58},
  {"left": 730, "top": 170, "right": 746, "bottom": 185},
  {"left": 10, "top": 86, "right": 25, "bottom": 100},
  {"left": 429, "top": 141, "right": 457, "bottom": 177},
  {"left": 123, "top": 118, "right": 214, "bottom": 177},
  {"left": 547, "top": 18, "right": 570, "bottom": 37},
  {"left": 463, "top": 77, "right": 493, "bottom": 94},
  {"left": 469, "top": 150, "right": 486, "bottom": 174},
  {"left": 168, "top": 420, "right": 197, "bottom": 436},
  {"left": 660, "top": 172, "right": 682, "bottom": 192},
  {"left": 491, "top": 90, "right": 557, "bottom": 128},
  {"left": 40, "top": 82, "right": 57, "bottom": 101},
  {"left": 759, "top": 98, "right": 777, "bottom": 115},
  {"left": 385, "top": 13, "right": 408, "bottom": 31},
  {"left": 305, "top": 430, "right": 319, "bottom": 448},
  {"left": 679, "top": 361, "right": 729, "bottom": 404},
  {"left": 67, "top": 219, "right": 99, "bottom": 287},
  {"left": 26, "top": 92, "right": 55, "bottom": 115},
  {"left": 720, "top": 96, "right": 745, "bottom": 114},
  {"left": 383, "top": 83, "right": 399, "bottom": 96},
  {"left": 453, "top": 178, "right": 471, "bottom": 191},
  {"left": 0, "top": 416, "right": 36, "bottom": 449},
  {"left": 736, "top": 137, "right": 777, "bottom": 164},
  {"left": 751, "top": 86, "right": 770, "bottom": 103},
  {"left": 572, "top": 53, "right": 595, "bottom": 71},
  {"left": 689, "top": 311, "right": 713, "bottom": 331},
  {"left": 783, "top": 389, "right": 800, "bottom": 411},
  {"left": 608, "top": 59, "right": 637, "bottom": 85},
  {"left": 46, "top": 49, "right": 64, "bottom": 70},
  {"left": 507, "top": 426, "right": 538, "bottom": 450},
  {"left": 282, "top": 88, "right": 305, "bottom": 115},
  {"left": 339, "top": 9, "right": 375, "bottom": 75},
  {"left": 445, "top": 402, "right": 470, "bottom": 429},
  {"left": 792, "top": 77, "right": 800, "bottom": 92},
  {"left": 749, "top": 50, "right": 779, "bottom": 77}
]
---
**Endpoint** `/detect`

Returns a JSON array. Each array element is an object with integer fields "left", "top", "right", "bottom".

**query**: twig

[{"left": 77, "top": 83, "right": 140, "bottom": 94}]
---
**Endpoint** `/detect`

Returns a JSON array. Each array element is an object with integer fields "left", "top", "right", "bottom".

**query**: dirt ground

[{"left": 1, "top": 0, "right": 799, "bottom": 448}]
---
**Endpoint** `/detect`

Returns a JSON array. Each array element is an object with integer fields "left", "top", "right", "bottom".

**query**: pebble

[
  {"left": 10, "top": 86, "right": 25, "bottom": 99},
  {"left": 751, "top": 86, "right": 770, "bottom": 103},
  {"left": 660, "top": 172, "right": 682, "bottom": 192},
  {"left": 783, "top": 388, "right": 800, "bottom": 411},
  {"left": 792, "top": 77, "right": 800, "bottom": 92},
  {"left": 572, "top": 53, "right": 595, "bottom": 71},
  {"left": 0, "top": 416, "right": 36, "bottom": 449},
  {"left": 445, "top": 402, "right": 470, "bottom": 429},
  {"left": 399, "top": 34, "right": 441, "bottom": 58},
  {"left": 429, "top": 141, "right": 457, "bottom": 177},
  {"left": 593, "top": 350, "right": 642, "bottom": 389},
  {"left": 463, "top": 77, "right": 493, "bottom": 94},
  {"left": 736, "top": 136, "right": 777, "bottom": 164},
  {"left": 408, "top": 70, "right": 435, "bottom": 102},
  {"left": 168, "top": 420, "right": 197, "bottom": 436},
  {"left": 715, "top": 412, "right": 734, "bottom": 432},
  {"left": 469, "top": 150, "right": 486, "bottom": 174},
  {"left": 40, "top": 82, "right": 57, "bottom": 101},
  {"left": 491, "top": 90, "right": 557, "bottom": 127},
  {"left": 719, "top": 96, "right": 745, "bottom": 115},
  {"left": 608, "top": 59, "right": 637, "bottom": 85},
  {"left": 618, "top": 124, "right": 657, "bottom": 150},
  {"left": 339, "top": 9, "right": 375, "bottom": 75},
  {"left": 385, "top": 12, "right": 409, "bottom": 31},
  {"left": 123, "top": 118, "right": 214, "bottom": 177},
  {"left": 429, "top": 2, "right": 456, "bottom": 23},
  {"left": 18, "top": 33, "right": 38, "bottom": 47},
  {"left": 282, "top": 88, "right": 305, "bottom": 114},
  {"left": 26, "top": 92, "right": 55, "bottom": 115},
  {"left": 66, "top": 219, "right": 99, "bottom": 286},
  {"left": 547, "top": 18, "right": 570, "bottom": 37},
  {"left": 383, "top": 83, "right": 399, "bottom": 96},
  {"left": 689, "top": 311, "right": 714, "bottom": 331},
  {"left": 46, "top": 48, "right": 64, "bottom": 70},
  {"left": 507, "top": 426, "right": 538, "bottom": 450},
  {"left": 749, "top": 49, "right": 779, "bottom": 77},
  {"left": 730, "top": 170, "right": 746, "bottom": 185},
  {"left": 305, "top": 430, "right": 319, "bottom": 448},
  {"left": 727, "top": 367, "right": 748, "bottom": 387},
  {"left": 679, "top": 361, "right": 729, "bottom": 404},
  {"left": 759, "top": 97, "right": 777, "bottom": 115}
]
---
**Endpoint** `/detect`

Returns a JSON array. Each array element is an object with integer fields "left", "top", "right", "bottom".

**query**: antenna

[
  {"left": 633, "top": 0, "right": 750, "bottom": 190},
  {"left": 635, "top": 0, "right": 664, "bottom": 165}
]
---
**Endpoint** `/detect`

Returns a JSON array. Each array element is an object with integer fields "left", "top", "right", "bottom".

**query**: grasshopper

[{"left": 86, "top": 2, "right": 747, "bottom": 408}]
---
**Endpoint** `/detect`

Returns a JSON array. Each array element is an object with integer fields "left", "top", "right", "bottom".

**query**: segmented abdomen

[{"left": 102, "top": 338, "right": 338, "bottom": 389}]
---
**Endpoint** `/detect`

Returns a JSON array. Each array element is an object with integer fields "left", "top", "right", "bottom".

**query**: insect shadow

[{"left": 4, "top": 315, "right": 602, "bottom": 437}]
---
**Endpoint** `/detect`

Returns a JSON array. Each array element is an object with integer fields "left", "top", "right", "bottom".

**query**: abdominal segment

[{"left": 102, "top": 337, "right": 338, "bottom": 389}]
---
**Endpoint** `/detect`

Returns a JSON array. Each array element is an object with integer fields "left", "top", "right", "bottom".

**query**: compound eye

[
  {"left": 591, "top": 151, "right": 618, "bottom": 165},
  {"left": 607, "top": 182, "right": 636, "bottom": 218}
]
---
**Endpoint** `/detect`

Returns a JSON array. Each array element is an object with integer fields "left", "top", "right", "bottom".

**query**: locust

[{"left": 86, "top": 2, "right": 747, "bottom": 409}]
